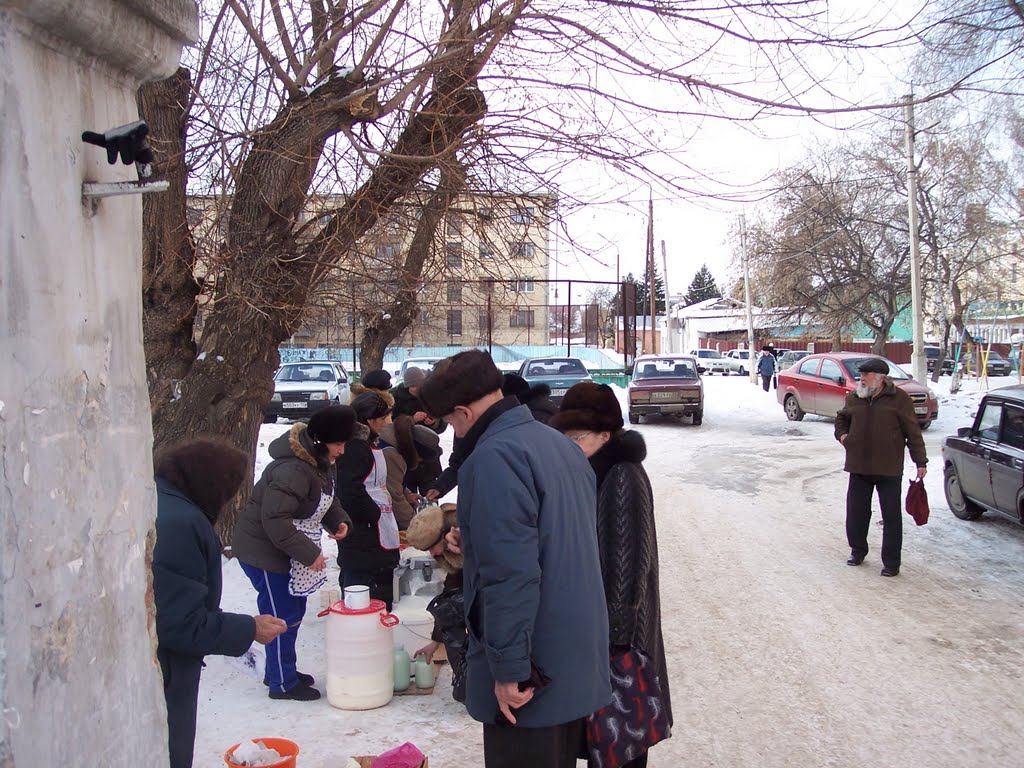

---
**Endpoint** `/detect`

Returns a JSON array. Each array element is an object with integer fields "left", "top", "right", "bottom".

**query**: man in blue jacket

[
  {"left": 420, "top": 351, "right": 611, "bottom": 768},
  {"left": 153, "top": 438, "right": 287, "bottom": 768}
]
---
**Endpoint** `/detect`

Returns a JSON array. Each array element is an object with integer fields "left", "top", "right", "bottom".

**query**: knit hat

[
  {"left": 306, "top": 405, "right": 357, "bottom": 443},
  {"left": 351, "top": 391, "right": 392, "bottom": 424},
  {"left": 858, "top": 357, "right": 889, "bottom": 374},
  {"left": 403, "top": 366, "right": 427, "bottom": 387},
  {"left": 549, "top": 382, "right": 624, "bottom": 433},
  {"left": 502, "top": 372, "right": 530, "bottom": 400},
  {"left": 361, "top": 369, "right": 392, "bottom": 391}
]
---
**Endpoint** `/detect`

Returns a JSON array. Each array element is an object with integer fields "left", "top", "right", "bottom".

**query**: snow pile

[{"left": 227, "top": 739, "right": 284, "bottom": 766}]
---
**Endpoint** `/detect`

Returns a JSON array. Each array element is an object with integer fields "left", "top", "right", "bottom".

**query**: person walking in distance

[
  {"left": 835, "top": 358, "right": 928, "bottom": 577},
  {"left": 757, "top": 347, "right": 777, "bottom": 392},
  {"left": 419, "top": 350, "right": 611, "bottom": 768}
]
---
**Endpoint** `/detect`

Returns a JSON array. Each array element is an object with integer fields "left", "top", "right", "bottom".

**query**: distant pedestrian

[
  {"left": 502, "top": 372, "right": 559, "bottom": 425},
  {"left": 392, "top": 366, "right": 447, "bottom": 434},
  {"left": 420, "top": 350, "right": 611, "bottom": 768},
  {"left": 834, "top": 358, "right": 928, "bottom": 577},
  {"left": 153, "top": 437, "right": 287, "bottom": 768},
  {"left": 757, "top": 347, "right": 776, "bottom": 392}
]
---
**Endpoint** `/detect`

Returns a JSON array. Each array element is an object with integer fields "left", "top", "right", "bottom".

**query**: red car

[{"left": 776, "top": 352, "right": 939, "bottom": 429}]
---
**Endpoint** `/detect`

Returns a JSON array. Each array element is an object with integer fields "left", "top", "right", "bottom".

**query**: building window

[
  {"left": 447, "top": 216, "right": 463, "bottom": 236},
  {"left": 511, "top": 206, "right": 535, "bottom": 224},
  {"left": 477, "top": 207, "right": 493, "bottom": 222},
  {"left": 510, "top": 309, "right": 535, "bottom": 328},
  {"left": 512, "top": 277, "right": 535, "bottom": 293},
  {"left": 447, "top": 310, "right": 463, "bottom": 336},
  {"left": 478, "top": 312, "right": 491, "bottom": 331},
  {"left": 447, "top": 282, "right": 463, "bottom": 303},
  {"left": 512, "top": 241, "right": 535, "bottom": 259},
  {"left": 479, "top": 241, "right": 495, "bottom": 259},
  {"left": 376, "top": 243, "right": 401, "bottom": 260},
  {"left": 446, "top": 242, "right": 463, "bottom": 268},
  {"left": 480, "top": 279, "right": 495, "bottom": 294}
]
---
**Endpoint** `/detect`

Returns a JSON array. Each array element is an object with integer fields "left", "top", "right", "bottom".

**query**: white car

[
  {"left": 688, "top": 348, "right": 730, "bottom": 375},
  {"left": 264, "top": 361, "right": 351, "bottom": 422},
  {"left": 723, "top": 349, "right": 752, "bottom": 376},
  {"left": 396, "top": 357, "right": 444, "bottom": 380}
]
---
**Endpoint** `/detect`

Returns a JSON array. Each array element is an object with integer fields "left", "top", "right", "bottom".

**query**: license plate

[
  {"left": 551, "top": 389, "right": 567, "bottom": 397},
  {"left": 914, "top": 407, "right": 927, "bottom": 415},
  {"left": 283, "top": 402, "right": 305, "bottom": 409},
  {"left": 652, "top": 392, "right": 675, "bottom": 400}
]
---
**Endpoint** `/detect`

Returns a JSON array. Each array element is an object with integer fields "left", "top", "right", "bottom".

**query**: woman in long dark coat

[{"left": 551, "top": 382, "right": 672, "bottom": 768}]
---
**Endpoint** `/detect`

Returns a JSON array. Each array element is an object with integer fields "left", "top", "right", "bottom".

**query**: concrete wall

[{"left": 0, "top": 1, "right": 195, "bottom": 764}]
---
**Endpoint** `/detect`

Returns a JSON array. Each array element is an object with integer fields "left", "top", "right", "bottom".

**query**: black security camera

[{"left": 82, "top": 120, "right": 154, "bottom": 168}]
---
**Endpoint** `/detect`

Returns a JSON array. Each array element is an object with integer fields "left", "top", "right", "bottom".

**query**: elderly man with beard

[{"left": 834, "top": 357, "right": 928, "bottom": 577}]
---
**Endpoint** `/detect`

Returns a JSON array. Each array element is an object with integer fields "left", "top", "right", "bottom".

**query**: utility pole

[
  {"left": 660, "top": 239, "right": 672, "bottom": 353},
  {"left": 647, "top": 194, "right": 656, "bottom": 354},
  {"left": 905, "top": 95, "right": 927, "bottom": 384},
  {"left": 740, "top": 214, "right": 758, "bottom": 384}
]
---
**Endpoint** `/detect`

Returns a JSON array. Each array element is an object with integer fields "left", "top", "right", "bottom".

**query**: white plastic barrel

[
  {"left": 392, "top": 609, "right": 435, "bottom": 660},
  {"left": 321, "top": 599, "right": 397, "bottom": 710}
]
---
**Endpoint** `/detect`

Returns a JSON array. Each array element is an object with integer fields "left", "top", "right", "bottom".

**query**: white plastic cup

[{"left": 344, "top": 585, "right": 370, "bottom": 610}]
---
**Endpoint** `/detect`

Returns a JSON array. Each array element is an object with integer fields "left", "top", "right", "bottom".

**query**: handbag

[
  {"left": 905, "top": 478, "right": 929, "bottom": 526},
  {"left": 585, "top": 648, "right": 671, "bottom": 768}
]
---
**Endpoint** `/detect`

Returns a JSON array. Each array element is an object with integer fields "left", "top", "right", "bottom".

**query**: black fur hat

[
  {"left": 361, "top": 369, "right": 392, "bottom": 390},
  {"left": 307, "top": 405, "right": 357, "bottom": 443},
  {"left": 502, "top": 372, "right": 530, "bottom": 400},
  {"left": 549, "top": 382, "right": 624, "bottom": 433}
]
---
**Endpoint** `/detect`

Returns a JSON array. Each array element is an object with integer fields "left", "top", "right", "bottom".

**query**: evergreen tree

[
  {"left": 616, "top": 267, "right": 665, "bottom": 315},
  {"left": 683, "top": 264, "right": 720, "bottom": 306}
]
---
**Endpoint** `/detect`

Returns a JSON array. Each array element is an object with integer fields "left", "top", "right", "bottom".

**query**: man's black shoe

[
  {"left": 264, "top": 672, "right": 314, "bottom": 688},
  {"left": 269, "top": 684, "right": 321, "bottom": 701},
  {"left": 847, "top": 555, "right": 865, "bottom": 566},
  {"left": 880, "top": 567, "right": 900, "bottom": 577}
]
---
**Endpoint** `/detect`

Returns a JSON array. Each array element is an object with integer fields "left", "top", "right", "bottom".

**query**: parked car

[
  {"left": 396, "top": 356, "right": 444, "bottom": 380},
  {"left": 982, "top": 350, "right": 1013, "bottom": 376},
  {"left": 942, "top": 385, "right": 1024, "bottom": 524},
  {"left": 923, "top": 345, "right": 956, "bottom": 376},
  {"left": 264, "top": 361, "right": 351, "bottom": 422},
  {"left": 777, "top": 350, "right": 811, "bottom": 370},
  {"left": 517, "top": 356, "right": 592, "bottom": 404},
  {"left": 628, "top": 355, "right": 704, "bottom": 425},
  {"left": 723, "top": 349, "right": 752, "bottom": 376},
  {"left": 687, "top": 348, "right": 730, "bottom": 375},
  {"left": 775, "top": 352, "right": 939, "bottom": 429}
]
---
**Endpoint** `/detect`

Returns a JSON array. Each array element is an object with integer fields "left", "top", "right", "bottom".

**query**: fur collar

[
  {"left": 589, "top": 429, "right": 647, "bottom": 486},
  {"left": 287, "top": 423, "right": 320, "bottom": 468},
  {"left": 351, "top": 421, "right": 372, "bottom": 442}
]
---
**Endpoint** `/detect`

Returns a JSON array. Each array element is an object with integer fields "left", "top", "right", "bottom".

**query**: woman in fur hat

[
  {"left": 336, "top": 392, "right": 402, "bottom": 609},
  {"left": 154, "top": 437, "right": 288, "bottom": 768},
  {"left": 551, "top": 382, "right": 673, "bottom": 768},
  {"left": 232, "top": 406, "right": 354, "bottom": 702}
]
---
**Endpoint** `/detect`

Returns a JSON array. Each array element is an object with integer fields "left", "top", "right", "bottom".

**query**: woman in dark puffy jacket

[
  {"left": 551, "top": 382, "right": 672, "bottom": 768},
  {"left": 336, "top": 392, "right": 402, "bottom": 608},
  {"left": 232, "top": 406, "right": 353, "bottom": 702}
]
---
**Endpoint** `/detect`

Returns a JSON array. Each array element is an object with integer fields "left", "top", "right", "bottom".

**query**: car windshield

[
  {"left": 698, "top": 350, "right": 723, "bottom": 359},
  {"left": 633, "top": 359, "right": 698, "bottom": 380},
  {"left": 403, "top": 359, "right": 439, "bottom": 373},
  {"left": 988, "top": 351, "right": 1005, "bottom": 361},
  {"left": 276, "top": 364, "right": 335, "bottom": 382},
  {"left": 525, "top": 358, "right": 588, "bottom": 376},
  {"left": 842, "top": 358, "right": 911, "bottom": 381}
]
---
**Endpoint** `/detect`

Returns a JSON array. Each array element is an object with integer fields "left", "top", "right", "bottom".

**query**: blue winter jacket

[
  {"left": 757, "top": 353, "right": 777, "bottom": 377},
  {"left": 458, "top": 405, "right": 612, "bottom": 727}
]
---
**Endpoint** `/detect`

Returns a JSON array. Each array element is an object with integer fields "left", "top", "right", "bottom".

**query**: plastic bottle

[
  {"left": 393, "top": 646, "right": 411, "bottom": 692},
  {"left": 414, "top": 656, "right": 434, "bottom": 689}
]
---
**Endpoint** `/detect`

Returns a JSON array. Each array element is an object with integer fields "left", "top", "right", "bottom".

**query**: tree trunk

[{"left": 138, "top": 68, "right": 200, "bottom": 416}]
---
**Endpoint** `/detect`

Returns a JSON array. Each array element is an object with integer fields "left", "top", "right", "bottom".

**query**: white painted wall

[{"left": 0, "top": 2, "right": 195, "bottom": 764}]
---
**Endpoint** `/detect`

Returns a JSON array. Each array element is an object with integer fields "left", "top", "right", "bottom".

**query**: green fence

[{"left": 592, "top": 372, "right": 630, "bottom": 388}]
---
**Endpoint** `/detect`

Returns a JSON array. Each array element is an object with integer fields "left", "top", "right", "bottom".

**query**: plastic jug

[
  {"left": 319, "top": 599, "right": 398, "bottom": 710},
  {"left": 393, "top": 646, "right": 411, "bottom": 692},
  {"left": 414, "top": 657, "right": 434, "bottom": 689}
]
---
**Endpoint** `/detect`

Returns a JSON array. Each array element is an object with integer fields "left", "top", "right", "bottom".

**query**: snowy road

[{"left": 196, "top": 374, "right": 1024, "bottom": 767}]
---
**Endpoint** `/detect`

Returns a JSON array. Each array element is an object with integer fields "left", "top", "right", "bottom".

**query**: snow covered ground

[{"left": 195, "top": 373, "right": 1024, "bottom": 767}]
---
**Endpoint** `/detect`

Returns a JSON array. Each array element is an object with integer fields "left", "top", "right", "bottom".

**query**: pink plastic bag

[{"left": 370, "top": 743, "right": 425, "bottom": 768}]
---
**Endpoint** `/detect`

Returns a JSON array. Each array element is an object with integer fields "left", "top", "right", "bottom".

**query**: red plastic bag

[{"left": 905, "top": 478, "right": 929, "bottom": 526}]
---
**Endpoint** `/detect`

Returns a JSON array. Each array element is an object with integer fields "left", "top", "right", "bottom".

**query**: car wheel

[
  {"left": 263, "top": 413, "right": 277, "bottom": 424},
  {"left": 919, "top": 420, "right": 931, "bottom": 431},
  {"left": 692, "top": 411, "right": 703, "bottom": 425},
  {"left": 628, "top": 411, "right": 640, "bottom": 425},
  {"left": 944, "top": 464, "right": 984, "bottom": 520},
  {"left": 783, "top": 394, "right": 805, "bottom": 421},
  {"left": 739, "top": 367, "right": 746, "bottom": 376}
]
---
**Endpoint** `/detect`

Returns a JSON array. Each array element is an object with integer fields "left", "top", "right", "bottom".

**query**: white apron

[
  {"left": 367, "top": 448, "right": 400, "bottom": 550},
  {"left": 288, "top": 489, "right": 333, "bottom": 596}
]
